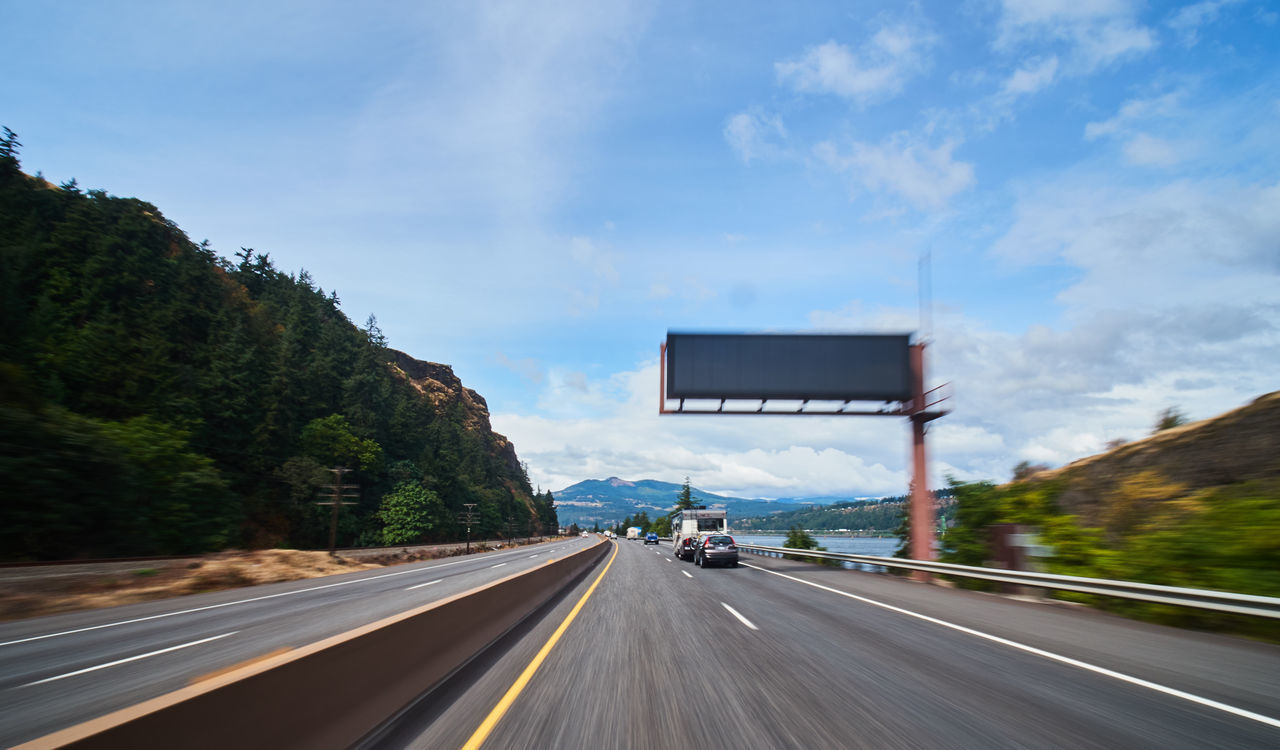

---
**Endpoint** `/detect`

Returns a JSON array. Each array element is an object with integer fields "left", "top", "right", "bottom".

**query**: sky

[{"left": 5, "top": 0, "right": 1279, "bottom": 499}]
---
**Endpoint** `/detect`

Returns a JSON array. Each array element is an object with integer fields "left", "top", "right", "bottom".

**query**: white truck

[
  {"left": 671, "top": 508, "right": 727, "bottom": 560},
  {"left": 626, "top": 526, "right": 643, "bottom": 540}
]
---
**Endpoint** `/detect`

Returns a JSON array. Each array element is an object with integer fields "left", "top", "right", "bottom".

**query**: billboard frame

[
  {"left": 658, "top": 332, "right": 950, "bottom": 579},
  {"left": 659, "top": 340, "right": 949, "bottom": 421}
]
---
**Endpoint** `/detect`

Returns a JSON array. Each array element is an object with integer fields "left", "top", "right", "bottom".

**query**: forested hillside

[{"left": 0, "top": 131, "right": 555, "bottom": 560}]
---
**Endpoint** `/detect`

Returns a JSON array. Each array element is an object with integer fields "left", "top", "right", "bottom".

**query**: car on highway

[
  {"left": 644, "top": 532, "right": 659, "bottom": 544},
  {"left": 674, "top": 536, "right": 697, "bottom": 560},
  {"left": 693, "top": 534, "right": 738, "bottom": 568}
]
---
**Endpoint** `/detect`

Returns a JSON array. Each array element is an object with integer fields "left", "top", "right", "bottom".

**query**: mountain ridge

[{"left": 552, "top": 476, "right": 880, "bottom": 527}]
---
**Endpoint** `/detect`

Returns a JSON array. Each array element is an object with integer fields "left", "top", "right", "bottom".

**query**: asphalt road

[
  {"left": 0, "top": 537, "right": 595, "bottom": 747},
  {"left": 372, "top": 538, "right": 1280, "bottom": 750}
]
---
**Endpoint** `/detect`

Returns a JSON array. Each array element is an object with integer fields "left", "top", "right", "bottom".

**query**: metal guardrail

[{"left": 738, "top": 544, "right": 1280, "bottom": 620}]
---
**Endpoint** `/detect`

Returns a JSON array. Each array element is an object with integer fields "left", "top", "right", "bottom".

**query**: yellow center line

[{"left": 461, "top": 541, "right": 619, "bottom": 750}]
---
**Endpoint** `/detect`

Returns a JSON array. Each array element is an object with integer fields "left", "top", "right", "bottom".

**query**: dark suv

[{"left": 694, "top": 534, "right": 738, "bottom": 568}]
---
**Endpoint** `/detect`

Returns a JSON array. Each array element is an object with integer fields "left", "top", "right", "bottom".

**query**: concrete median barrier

[{"left": 20, "top": 540, "right": 610, "bottom": 750}]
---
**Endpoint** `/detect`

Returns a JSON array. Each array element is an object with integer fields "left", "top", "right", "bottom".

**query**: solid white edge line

[
  {"left": 0, "top": 545, "right": 555, "bottom": 648},
  {"left": 721, "top": 602, "right": 759, "bottom": 631},
  {"left": 740, "top": 562, "right": 1280, "bottom": 730},
  {"left": 22, "top": 631, "right": 238, "bottom": 687},
  {"left": 406, "top": 579, "right": 443, "bottom": 590}
]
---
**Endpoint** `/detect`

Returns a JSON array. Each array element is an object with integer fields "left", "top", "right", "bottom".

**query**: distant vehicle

[
  {"left": 580, "top": 531, "right": 589, "bottom": 537},
  {"left": 671, "top": 508, "right": 727, "bottom": 559},
  {"left": 693, "top": 534, "right": 739, "bottom": 568},
  {"left": 644, "top": 532, "right": 659, "bottom": 545},
  {"left": 626, "top": 527, "right": 642, "bottom": 540}
]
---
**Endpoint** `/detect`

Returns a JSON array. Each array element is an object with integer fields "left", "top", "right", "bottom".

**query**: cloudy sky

[{"left": 6, "top": 0, "right": 1278, "bottom": 499}]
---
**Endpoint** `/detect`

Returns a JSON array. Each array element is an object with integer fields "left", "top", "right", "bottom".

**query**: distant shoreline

[{"left": 736, "top": 531, "right": 896, "bottom": 538}]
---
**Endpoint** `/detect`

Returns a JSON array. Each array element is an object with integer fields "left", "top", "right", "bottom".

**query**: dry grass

[
  {"left": 0, "top": 550, "right": 381, "bottom": 622},
  {"left": 0, "top": 542, "right": 534, "bottom": 623}
]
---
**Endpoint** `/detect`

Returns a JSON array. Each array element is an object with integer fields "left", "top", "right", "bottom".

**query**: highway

[
  {"left": 0, "top": 537, "right": 595, "bottom": 747},
  {"left": 370, "top": 538, "right": 1280, "bottom": 749},
  {"left": 5, "top": 535, "right": 1279, "bottom": 748}
]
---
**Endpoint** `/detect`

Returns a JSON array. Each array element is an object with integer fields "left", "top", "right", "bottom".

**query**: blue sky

[{"left": 6, "top": 0, "right": 1279, "bottom": 498}]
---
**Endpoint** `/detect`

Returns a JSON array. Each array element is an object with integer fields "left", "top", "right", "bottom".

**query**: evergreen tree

[{"left": 675, "top": 476, "right": 696, "bottom": 509}]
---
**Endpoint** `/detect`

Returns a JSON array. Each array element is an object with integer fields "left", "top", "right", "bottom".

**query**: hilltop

[{"left": 1027, "top": 391, "right": 1280, "bottom": 527}]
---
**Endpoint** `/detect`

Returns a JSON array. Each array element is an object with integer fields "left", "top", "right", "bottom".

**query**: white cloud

[
  {"left": 349, "top": 0, "right": 651, "bottom": 228},
  {"left": 569, "top": 236, "right": 620, "bottom": 283},
  {"left": 1167, "top": 0, "right": 1243, "bottom": 47},
  {"left": 991, "top": 178, "right": 1280, "bottom": 304},
  {"left": 966, "top": 56, "right": 1060, "bottom": 131},
  {"left": 815, "top": 133, "right": 975, "bottom": 211},
  {"left": 494, "top": 352, "right": 545, "bottom": 385},
  {"left": 494, "top": 360, "right": 923, "bottom": 498},
  {"left": 723, "top": 110, "right": 787, "bottom": 163},
  {"left": 775, "top": 24, "right": 936, "bottom": 104},
  {"left": 995, "top": 0, "right": 1156, "bottom": 71},
  {"left": 648, "top": 283, "right": 674, "bottom": 300},
  {"left": 1084, "top": 91, "right": 1183, "bottom": 140},
  {"left": 1122, "top": 133, "right": 1180, "bottom": 166},
  {"left": 1000, "top": 56, "right": 1059, "bottom": 96}
]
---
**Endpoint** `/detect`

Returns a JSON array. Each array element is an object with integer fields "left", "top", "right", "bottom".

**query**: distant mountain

[{"left": 551, "top": 477, "right": 852, "bottom": 527}]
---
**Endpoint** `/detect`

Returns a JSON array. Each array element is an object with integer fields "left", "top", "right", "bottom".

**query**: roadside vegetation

[{"left": 938, "top": 475, "right": 1280, "bottom": 640}]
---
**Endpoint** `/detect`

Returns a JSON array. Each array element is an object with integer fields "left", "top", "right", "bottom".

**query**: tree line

[
  {"left": 0, "top": 130, "right": 555, "bottom": 560},
  {"left": 735, "top": 489, "right": 956, "bottom": 533}
]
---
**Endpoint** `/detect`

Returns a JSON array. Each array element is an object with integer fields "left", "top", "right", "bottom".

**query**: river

[{"left": 733, "top": 534, "right": 900, "bottom": 570}]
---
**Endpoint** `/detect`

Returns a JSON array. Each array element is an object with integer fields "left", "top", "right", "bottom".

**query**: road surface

[
  {"left": 370, "top": 538, "right": 1280, "bottom": 749},
  {"left": 0, "top": 537, "right": 594, "bottom": 747}
]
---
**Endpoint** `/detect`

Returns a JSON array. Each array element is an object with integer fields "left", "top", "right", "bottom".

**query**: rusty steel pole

[{"left": 909, "top": 343, "right": 935, "bottom": 581}]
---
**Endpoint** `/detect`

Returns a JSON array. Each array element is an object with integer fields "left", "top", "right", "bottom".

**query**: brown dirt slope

[{"left": 1033, "top": 391, "right": 1280, "bottom": 526}]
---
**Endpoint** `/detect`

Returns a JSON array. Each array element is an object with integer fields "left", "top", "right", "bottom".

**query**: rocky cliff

[{"left": 388, "top": 349, "right": 527, "bottom": 493}]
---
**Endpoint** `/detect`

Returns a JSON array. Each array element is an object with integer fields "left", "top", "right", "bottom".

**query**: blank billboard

[{"left": 666, "top": 332, "right": 912, "bottom": 402}]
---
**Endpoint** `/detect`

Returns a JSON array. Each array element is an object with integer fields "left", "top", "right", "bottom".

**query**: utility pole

[
  {"left": 317, "top": 467, "right": 359, "bottom": 555},
  {"left": 458, "top": 503, "right": 477, "bottom": 554}
]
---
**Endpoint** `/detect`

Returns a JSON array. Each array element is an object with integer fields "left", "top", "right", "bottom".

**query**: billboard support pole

[
  {"left": 909, "top": 342, "right": 934, "bottom": 582},
  {"left": 659, "top": 342, "right": 667, "bottom": 414}
]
